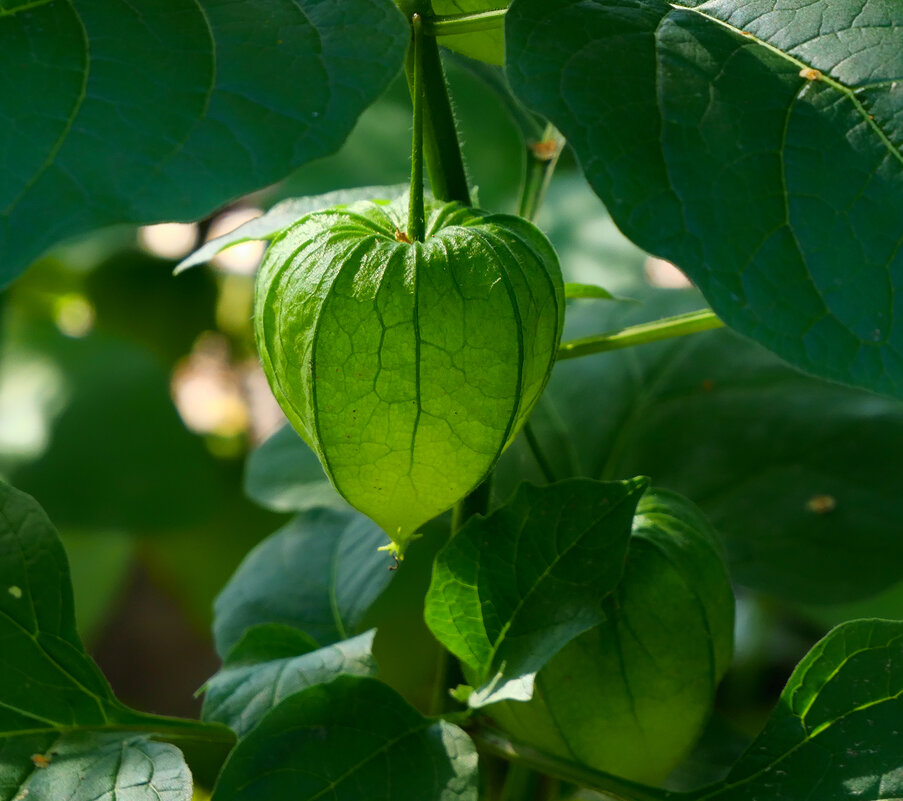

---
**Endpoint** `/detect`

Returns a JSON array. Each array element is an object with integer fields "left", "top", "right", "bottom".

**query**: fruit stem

[
  {"left": 408, "top": 13, "right": 426, "bottom": 242},
  {"left": 405, "top": 23, "right": 471, "bottom": 205},
  {"left": 557, "top": 308, "right": 724, "bottom": 361}
]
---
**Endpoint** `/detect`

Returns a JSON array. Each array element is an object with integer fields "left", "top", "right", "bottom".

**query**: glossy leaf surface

[
  {"left": 507, "top": 0, "right": 903, "bottom": 396},
  {"left": 212, "top": 676, "right": 478, "bottom": 801},
  {"left": 0, "top": 733, "right": 192, "bottom": 801},
  {"left": 425, "top": 478, "right": 646, "bottom": 706},
  {"left": 203, "top": 626, "right": 376, "bottom": 737},
  {"left": 697, "top": 619, "right": 903, "bottom": 800},
  {"left": 213, "top": 508, "right": 393, "bottom": 656},
  {"left": 0, "top": 0, "right": 408, "bottom": 284},
  {"left": 497, "top": 291, "right": 903, "bottom": 604},
  {"left": 431, "top": 1, "right": 507, "bottom": 65},
  {"left": 490, "top": 489, "right": 734, "bottom": 783}
]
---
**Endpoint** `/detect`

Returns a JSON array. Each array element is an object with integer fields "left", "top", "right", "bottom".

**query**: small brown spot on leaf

[
  {"left": 394, "top": 229, "right": 412, "bottom": 244},
  {"left": 799, "top": 67, "right": 822, "bottom": 81},
  {"left": 806, "top": 494, "right": 836, "bottom": 514}
]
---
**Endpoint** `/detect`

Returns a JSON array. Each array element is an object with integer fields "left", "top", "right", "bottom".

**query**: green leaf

[
  {"left": 489, "top": 489, "right": 734, "bottom": 783},
  {"left": 202, "top": 627, "right": 377, "bottom": 737},
  {"left": 0, "top": 733, "right": 192, "bottom": 801},
  {"left": 0, "top": 0, "right": 408, "bottom": 285},
  {"left": 425, "top": 477, "right": 647, "bottom": 707},
  {"left": 0, "top": 481, "right": 234, "bottom": 779},
  {"left": 244, "top": 424, "right": 347, "bottom": 513},
  {"left": 497, "top": 290, "right": 903, "bottom": 604},
  {"left": 213, "top": 508, "right": 393, "bottom": 656},
  {"left": 431, "top": 1, "right": 507, "bottom": 65},
  {"left": 175, "top": 186, "right": 407, "bottom": 274},
  {"left": 507, "top": 0, "right": 903, "bottom": 397},
  {"left": 696, "top": 619, "right": 903, "bottom": 801},
  {"left": 212, "top": 676, "right": 478, "bottom": 801}
]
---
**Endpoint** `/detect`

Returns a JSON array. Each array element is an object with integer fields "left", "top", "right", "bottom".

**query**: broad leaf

[
  {"left": 244, "top": 424, "right": 347, "bottom": 513},
  {"left": 507, "top": 0, "right": 903, "bottom": 397},
  {"left": 425, "top": 478, "right": 646, "bottom": 706},
  {"left": 213, "top": 508, "right": 393, "bottom": 656},
  {"left": 695, "top": 619, "right": 903, "bottom": 800},
  {"left": 0, "top": 0, "right": 408, "bottom": 284},
  {"left": 0, "top": 481, "right": 233, "bottom": 787},
  {"left": 212, "top": 676, "right": 478, "bottom": 801},
  {"left": 490, "top": 489, "right": 734, "bottom": 783},
  {"left": 202, "top": 626, "right": 377, "bottom": 737},
  {"left": 0, "top": 733, "right": 192, "bottom": 801},
  {"left": 496, "top": 291, "right": 903, "bottom": 604},
  {"left": 175, "top": 185, "right": 407, "bottom": 274}
]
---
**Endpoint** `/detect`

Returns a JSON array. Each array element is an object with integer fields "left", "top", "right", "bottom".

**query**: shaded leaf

[
  {"left": 243, "top": 424, "right": 347, "bottom": 513},
  {"left": 212, "top": 676, "right": 478, "bottom": 801},
  {"left": 565, "top": 282, "right": 638, "bottom": 303},
  {"left": 175, "top": 185, "right": 407, "bottom": 274},
  {"left": 695, "top": 619, "right": 903, "bottom": 801},
  {"left": 202, "top": 627, "right": 377, "bottom": 737},
  {"left": 213, "top": 508, "right": 393, "bottom": 656},
  {"left": 425, "top": 478, "right": 646, "bottom": 706},
  {"left": 1, "top": 0, "right": 408, "bottom": 284},
  {"left": 0, "top": 733, "right": 192, "bottom": 801},
  {"left": 497, "top": 290, "right": 903, "bottom": 604},
  {"left": 507, "top": 0, "right": 903, "bottom": 396},
  {"left": 490, "top": 489, "right": 734, "bottom": 783}
]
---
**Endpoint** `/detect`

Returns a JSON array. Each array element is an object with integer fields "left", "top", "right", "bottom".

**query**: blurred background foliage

[{"left": 3, "top": 54, "right": 903, "bottom": 794}]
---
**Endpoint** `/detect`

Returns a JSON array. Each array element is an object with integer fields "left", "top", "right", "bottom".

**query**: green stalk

[
  {"left": 518, "top": 124, "right": 565, "bottom": 222},
  {"left": 422, "top": 8, "right": 507, "bottom": 37},
  {"left": 472, "top": 727, "right": 679, "bottom": 801},
  {"left": 557, "top": 309, "right": 723, "bottom": 361},
  {"left": 408, "top": 13, "right": 426, "bottom": 242},
  {"left": 405, "top": 29, "right": 471, "bottom": 204},
  {"left": 523, "top": 421, "right": 557, "bottom": 483}
]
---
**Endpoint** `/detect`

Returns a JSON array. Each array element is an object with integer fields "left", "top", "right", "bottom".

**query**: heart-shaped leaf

[
  {"left": 507, "top": 0, "right": 903, "bottom": 396},
  {"left": 1, "top": 0, "right": 407, "bottom": 284}
]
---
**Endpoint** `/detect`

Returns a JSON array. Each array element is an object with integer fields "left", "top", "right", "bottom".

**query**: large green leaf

[
  {"left": 507, "top": 0, "right": 903, "bottom": 396},
  {"left": 0, "top": 733, "right": 192, "bottom": 801},
  {"left": 0, "top": 481, "right": 233, "bottom": 790},
  {"left": 202, "top": 626, "right": 377, "bottom": 737},
  {"left": 0, "top": 0, "right": 408, "bottom": 285},
  {"left": 213, "top": 508, "right": 393, "bottom": 656},
  {"left": 489, "top": 489, "right": 734, "bottom": 784},
  {"left": 695, "top": 619, "right": 903, "bottom": 800},
  {"left": 425, "top": 478, "right": 646, "bottom": 707},
  {"left": 212, "top": 676, "right": 478, "bottom": 801},
  {"left": 496, "top": 291, "right": 903, "bottom": 604}
]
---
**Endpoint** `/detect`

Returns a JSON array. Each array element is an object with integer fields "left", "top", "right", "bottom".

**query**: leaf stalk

[{"left": 557, "top": 309, "right": 723, "bottom": 361}]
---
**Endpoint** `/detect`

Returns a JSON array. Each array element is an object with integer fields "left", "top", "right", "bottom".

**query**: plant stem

[
  {"left": 422, "top": 8, "right": 507, "bottom": 37},
  {"left": 523, "top": 421, "right": 557, "bottom": 483},
  {"left": 408, "top": 14, "right": 426, "bottom": 242},
  {"left": 498, "top": 762, "right": 540, "bottom": 801},
  {"left": 557, "top": 309, "right": 723, "bottom": 361},
  {"left": 472, "top": 727, "right": 680, "bottom": 801},
  {"left": 405, "top": 31, "right": 471, "bottom": 204},
  {"left": 518, "top": 123, "right": 565, "bottom": 222}
]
